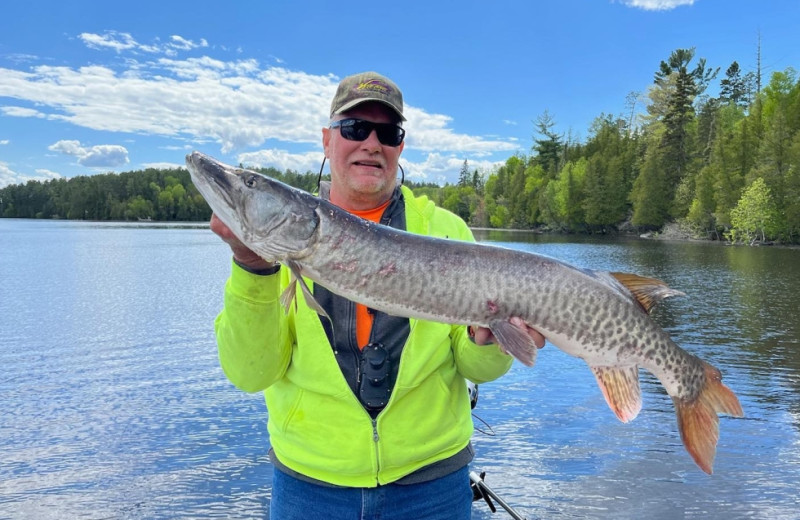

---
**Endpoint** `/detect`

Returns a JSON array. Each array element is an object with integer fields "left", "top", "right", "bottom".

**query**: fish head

[{"left": 186, "top": 151, "right": 320, "bottom": 261}]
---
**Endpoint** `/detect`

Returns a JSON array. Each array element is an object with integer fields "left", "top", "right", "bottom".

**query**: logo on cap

[{"left": 356, "top": 79, "right": 392, "bottom": 95}]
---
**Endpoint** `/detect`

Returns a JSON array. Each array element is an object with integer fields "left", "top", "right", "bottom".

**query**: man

[{"left": 210, "top": 71, "right": 544, "bottom": 519}]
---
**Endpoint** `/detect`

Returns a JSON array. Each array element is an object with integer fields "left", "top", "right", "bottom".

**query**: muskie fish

[{"left": 187, "top": 151, "right": 743, "bottom": 474}]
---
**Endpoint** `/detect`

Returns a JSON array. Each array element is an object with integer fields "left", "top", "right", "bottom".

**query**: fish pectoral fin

[
  {"left": 279, "top": 281, "right": 297, "bottom": 315},
  {"left": 610, "top": 272, "right": 686, "bottom": 313},
  {"left": 591, "top": 365, "right": 642, "bottom": 423},
  {"left": 488, "top": 319, "right": 538, "bottom": 367},
  {"left": 673, "top": 360, "right": 744, "bottom": 475},
  {"left": 285, "top": 260, "right": 330, "bottom": 320}
]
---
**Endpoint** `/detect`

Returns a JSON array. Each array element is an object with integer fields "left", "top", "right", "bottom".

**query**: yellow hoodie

[{"left": 214, "top": 185, "right": 513, "bottom": 487}]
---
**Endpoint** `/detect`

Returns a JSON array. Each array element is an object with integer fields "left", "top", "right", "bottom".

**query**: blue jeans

[{"left": 269, "top": 465, "right": 473, "bottom": 520}]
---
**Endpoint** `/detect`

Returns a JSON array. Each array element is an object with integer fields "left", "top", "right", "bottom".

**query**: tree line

[
  {"left": 2, "top": 48, "right": 798, "bottom": 244},
  {"left": 0, "top": 165, "right": 318, "bottom": 222},
  {"left": 429, "top": 49, "right": 799, "bottom": 245}
]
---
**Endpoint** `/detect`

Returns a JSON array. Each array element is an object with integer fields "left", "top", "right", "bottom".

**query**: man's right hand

[{"left": 210, "top": 213, "right": 274, "bottom": 270}]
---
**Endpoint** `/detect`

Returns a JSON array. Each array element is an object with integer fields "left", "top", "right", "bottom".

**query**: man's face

[{"left": 322, "top": 102, "right": 405, "bottom": 209}]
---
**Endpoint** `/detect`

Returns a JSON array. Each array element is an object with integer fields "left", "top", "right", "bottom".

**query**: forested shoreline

[{"left": 2, "top": 48, "right": 798, "bottom": 244}]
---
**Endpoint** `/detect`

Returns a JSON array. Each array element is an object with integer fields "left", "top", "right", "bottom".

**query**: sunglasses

[{"left": 330, "top": 118, "right": 406, "bottom": 147}]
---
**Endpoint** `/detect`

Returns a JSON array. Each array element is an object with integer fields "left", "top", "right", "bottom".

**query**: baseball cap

[{"left": 330, "top": 71, "right": 405, "bottom": 122}]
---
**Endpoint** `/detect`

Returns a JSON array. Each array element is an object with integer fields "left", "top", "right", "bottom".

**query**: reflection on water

[
  {"left": 471, "top": 231, "right": 800, "bottom": 519},
  {"left": 2, "top": 221, "right": 799, "bottom": 519}
]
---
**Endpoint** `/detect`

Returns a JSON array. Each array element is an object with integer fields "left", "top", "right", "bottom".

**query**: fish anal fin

[
  {"left": 591, "top": 365, "right": 642, "bottom": 423},
  {"left": 285, "top": 260, "right": 330, "bottom": 320},
  {"left": 488, "top": 319, "right": 538, "bottom": 367},
  {"left": 610, "top": 272, "right": 686, "bottom": 313},
  {"left": 673, "top": 361, "right": 744, "bottom": 474}
]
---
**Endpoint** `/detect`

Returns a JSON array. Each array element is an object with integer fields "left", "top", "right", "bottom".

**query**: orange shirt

[{"left": 349, "top": 199, "right": 392, "bottom": 349}]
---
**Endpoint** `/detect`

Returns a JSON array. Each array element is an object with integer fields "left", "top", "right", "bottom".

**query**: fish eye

[{"left": 244, "top": 175, "right": 258, "bottom": 188}]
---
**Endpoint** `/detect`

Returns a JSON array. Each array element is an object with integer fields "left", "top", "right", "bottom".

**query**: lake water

[{"left": 1, "top": 219, "right": 798, "bottom": 519}]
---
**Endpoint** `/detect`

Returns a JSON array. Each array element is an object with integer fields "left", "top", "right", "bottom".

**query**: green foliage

[
  {"left": 685, "top": 164, "right": 717, "bottom": 236},
  {"left": 489, "top": 155, "right": 539, "bottom": 228},
  {"left": 728, "top": 177, "right": 778, "bottom": 244},
  {"left": 784, "top": 132, "right": 800, "bottom": 241},
  {"left": 631, "top": 141, "right": 671, "bottom": 228},
  {"left": 582, "top": 116, "right": 637, "bottom": 229},
  {"left": 442, "top": 185, "right": 477, "bottom": 223},
  {"left": 126, "top": 195, "right": 155, "bottom": 220},
  {"left": 539, "top": 158, "right": 588, "bottom": 231},
  {"left": 457, "top": 160, "right": 471, "bottom": 187},
  {"left": 719, "top": 61, "right": 753, "bottom": 108},
  {"left": 488, "top": 202, "right": 510, "bottom": 228},
  {"left": 532, "top": 111, "right": 563, "bottom": 177},
  {"left": 647, "top": 48, "right": 718, "bottom": 217}
]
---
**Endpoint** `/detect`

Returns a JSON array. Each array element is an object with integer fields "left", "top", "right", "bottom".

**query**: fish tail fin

[
  {"left": 591, "top": 365, "right": 642, "bottom": 423},
  {"left": 673, "top": 361, "right": 744, "bottom": 474}
]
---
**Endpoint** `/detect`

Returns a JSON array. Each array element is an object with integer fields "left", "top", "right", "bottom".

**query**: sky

[{"left": 1, "top": 0, "right": 798, "bottom": 188}]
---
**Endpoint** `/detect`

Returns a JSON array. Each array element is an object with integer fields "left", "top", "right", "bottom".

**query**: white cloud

[
  {"left": 404, "top": 107, "right": 517, "bottom": 155},
  {"left": 0, "top": 161, "right": 63, "bottom": 188},
  {"left": 0, "top": 62, "right": 333, "bottom": 153},
  {"left": 0, "top": 42, "right": 518, "bottom": 157},
  {"left": 0, "top": 139, "right": 9, "bottom": 145},
  {"left": 4, "top": 53, "right": 41, "bottom": 65},
  {"left": 78, "top": 31, "right": 209, "bottom": 56},
  {"left": 618, "top": 0, "right": 694, "bottom": 10},
  {"left": 79, "top": 145, "right": 130, "bottom": 167},
  {"left": 79, "top": 31, "right": 141, "bottom": 53},
  {"left": 238, "top": 149, "right": 325, "bottom": 174},
  {"left": 142, "top": 162, "right": 184, "bottom": 170},
  {"left": 35, "top": 168, "right": 62, "bottom": 180},
  {"left": 1, "top": 106, "right": 46, "bottom": 118},
  {"left": 169, "top": 35, "right": 208, "bottom": 51},
  {"left": 48, "top": 139, "right": 85, "bottom": 156},
  {"left": 48, "top": 140, "right": 130, "bottom": 168},
  {"left": 402, "top": 153, "right": 503, "bottom": 185},
  {"left": 0, "top": 161, "right": 16, "bottom": 187}
]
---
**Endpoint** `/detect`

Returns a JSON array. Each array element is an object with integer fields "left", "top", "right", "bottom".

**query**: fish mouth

[{"left": 187, "top": 152, "right": 237, "bottom": 209}]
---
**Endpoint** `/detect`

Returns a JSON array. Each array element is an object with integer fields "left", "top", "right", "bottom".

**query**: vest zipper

[{"left": 349, "top": 300, "right": 362, "bottom": 395}]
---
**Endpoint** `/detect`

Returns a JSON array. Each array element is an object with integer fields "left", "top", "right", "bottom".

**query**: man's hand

[
  {"left": 210, "top": 213, "right": 273, "bottom": 270},
  {"left": 471, "top": 317, "right": 546, "bottom": 349}
]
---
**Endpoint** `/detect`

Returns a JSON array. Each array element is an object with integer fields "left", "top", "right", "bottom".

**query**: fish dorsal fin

[{"left": 610, "top": 272, "right": 685, "bottom": 314}]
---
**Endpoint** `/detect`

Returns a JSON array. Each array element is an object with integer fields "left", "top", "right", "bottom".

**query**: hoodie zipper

[{"left": 372, "top": 418, "right": 380, "bottom": 485}]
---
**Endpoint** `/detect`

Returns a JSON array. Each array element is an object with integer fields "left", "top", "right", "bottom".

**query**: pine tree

[
  {"left": 719, "top": 61, "right": 749, "bottom": 108},
  {"left": 532, "top": 111, "right": 563, "bottom": 178},
  {"left": 649, "top": 48, "right": 718, "bottom": 219},
  {"left": 457, "top": 159, "right": 471, "bottom": 187}
]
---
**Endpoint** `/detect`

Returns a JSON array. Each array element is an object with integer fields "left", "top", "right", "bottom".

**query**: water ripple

[{"left": 3, "top": 221, "right": 800, "bottom": 519}]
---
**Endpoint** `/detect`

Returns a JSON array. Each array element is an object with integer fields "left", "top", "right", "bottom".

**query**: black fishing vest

[{"left": 313, "top": 185, "right": 410, "bottom": 418}]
